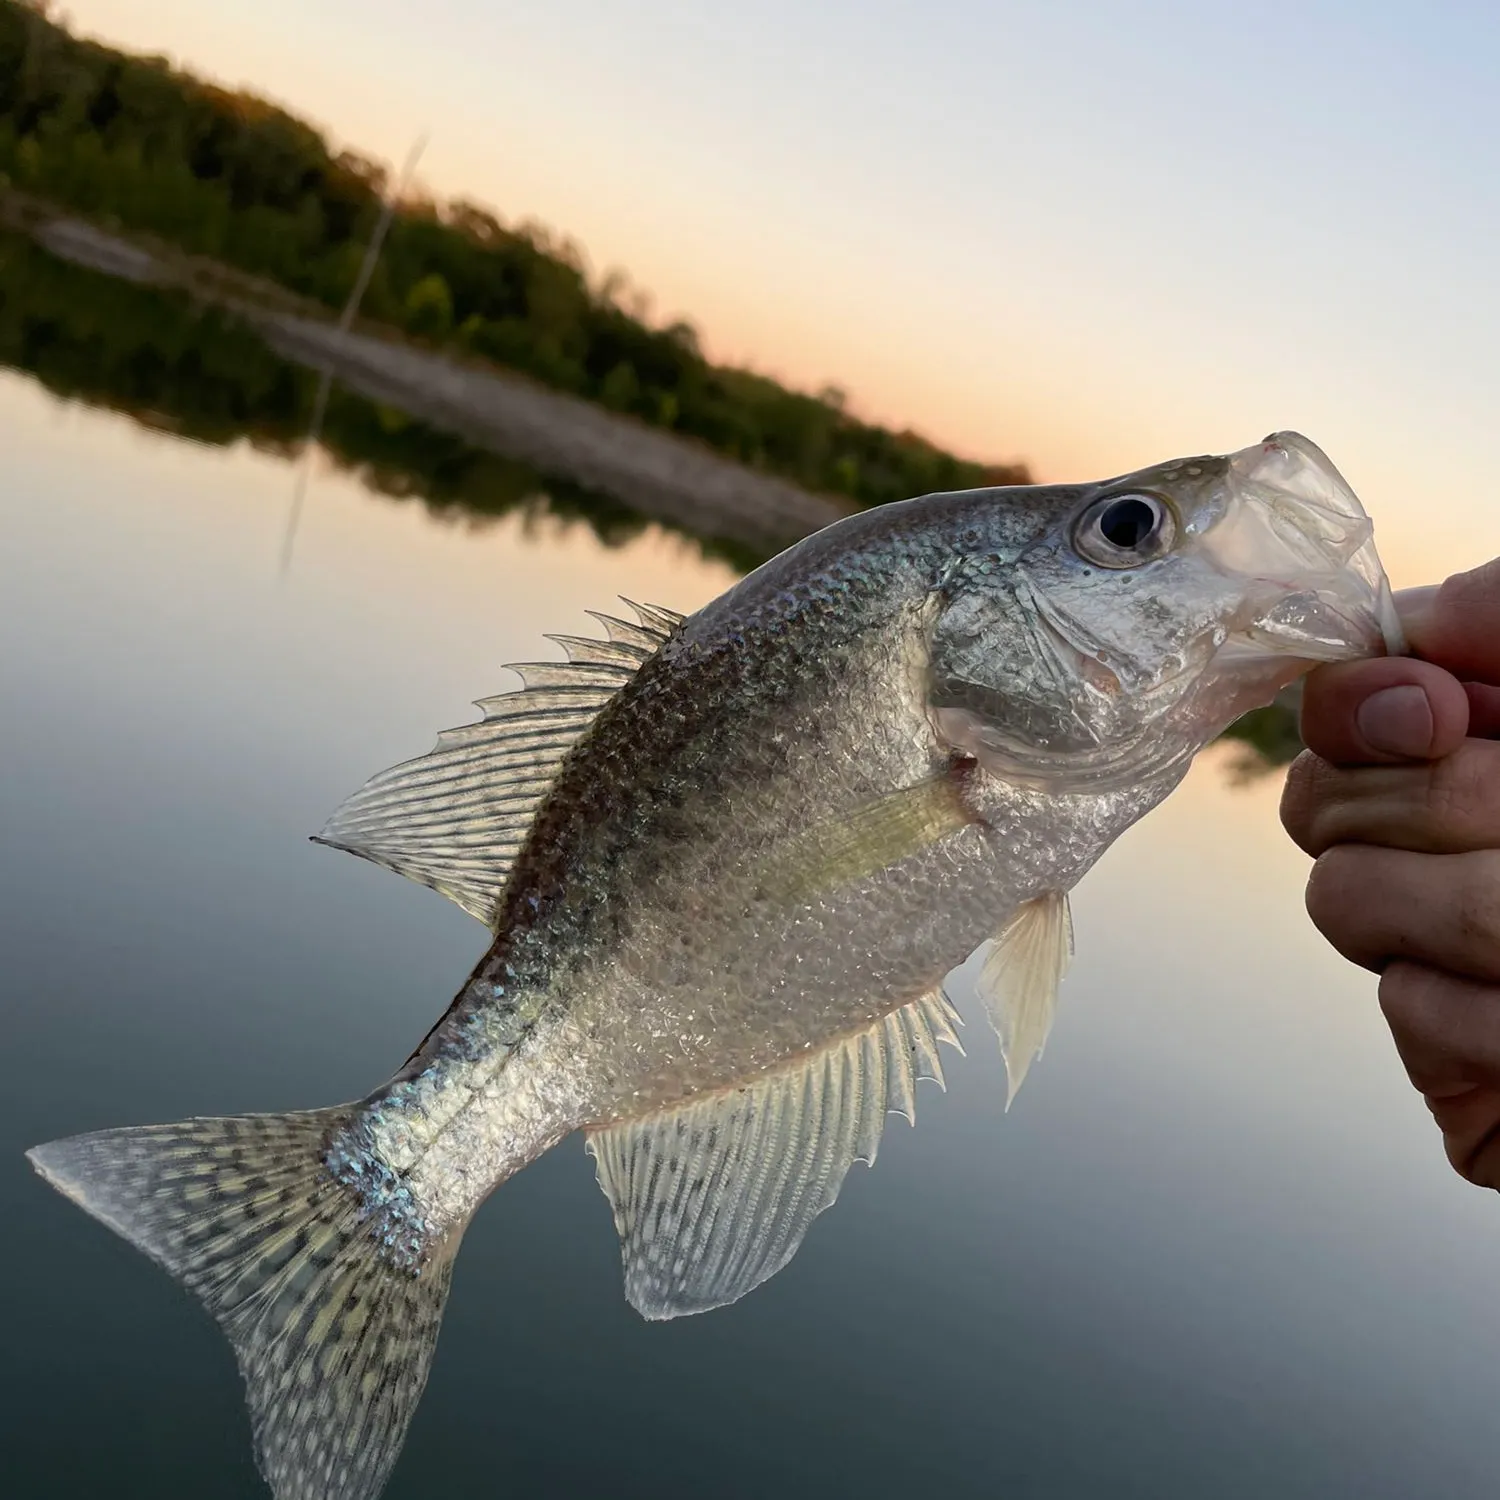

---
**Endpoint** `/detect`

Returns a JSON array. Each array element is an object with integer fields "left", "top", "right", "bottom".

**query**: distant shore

[{"left": 1, "top": 189, "right": 850, "bottom": 554}]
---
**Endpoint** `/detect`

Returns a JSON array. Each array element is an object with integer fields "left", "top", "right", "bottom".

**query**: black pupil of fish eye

[{"left": 1098, "top": 497, "right": 1158, "bottom": 549}]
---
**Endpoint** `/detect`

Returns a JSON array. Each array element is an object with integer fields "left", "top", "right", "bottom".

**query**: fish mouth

[{"left": 1205, "top": 432, "right": 1404, "bottom": 671}]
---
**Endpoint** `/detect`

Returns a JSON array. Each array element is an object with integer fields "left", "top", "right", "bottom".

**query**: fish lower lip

[{"left": 1223, "top": 587, "right": 1386, "bottom": 665}]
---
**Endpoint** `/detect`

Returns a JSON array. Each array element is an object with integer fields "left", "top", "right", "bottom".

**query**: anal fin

[
  {"left": 974, "top": 890, "right": 1073, "bottom": 1108},
  {"left": 586, "top": 989, "right": 964, "bottom": 1321}
]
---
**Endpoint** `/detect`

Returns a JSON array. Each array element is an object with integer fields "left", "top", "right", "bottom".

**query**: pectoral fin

[
  {"left": 753, "top": 774, "right": 974, "bottom": 907},
  {"left": 975, "top": 891, "right": 1073, "bottom": 1108},
  {"left": 586, "top": 990, "right": 964, "bottom": 1320}
]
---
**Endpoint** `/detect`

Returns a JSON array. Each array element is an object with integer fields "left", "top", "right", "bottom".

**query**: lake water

[{"left": 4, "top": 365, "right": 1500, "bottom": 1500}]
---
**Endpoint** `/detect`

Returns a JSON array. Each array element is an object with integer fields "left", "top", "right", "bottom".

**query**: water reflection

[
  {"left": 0, "top": 223, "right": 683, "bottom": 557},
  {"left": 4, "top": 372, "right": 1499, "bottom": 1499}
]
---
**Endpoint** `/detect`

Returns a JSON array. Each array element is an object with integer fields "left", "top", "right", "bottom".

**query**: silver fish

[{"left": 28, "top": 432, "right": 1401, "bottom": 1500}]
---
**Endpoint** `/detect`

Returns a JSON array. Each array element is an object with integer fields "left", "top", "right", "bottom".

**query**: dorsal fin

[{"left": 315, "top": 601, "right": 684, "bottom": 925}]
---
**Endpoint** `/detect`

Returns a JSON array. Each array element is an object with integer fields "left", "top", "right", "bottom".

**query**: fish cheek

[
  {"left": 930, "top": 675, "right": 1103, "bottom": 760},
  {"left": 926, "top": 578, "right": 1095, "bottom": 753}
]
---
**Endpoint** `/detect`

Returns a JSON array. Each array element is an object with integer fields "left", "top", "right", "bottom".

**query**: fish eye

[{"left": 1072, "top": 492, "right": 1176, "bottom": 569}]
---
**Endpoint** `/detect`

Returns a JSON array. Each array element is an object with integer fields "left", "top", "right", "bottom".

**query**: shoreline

[{"left": 1, "top": 189, "right": 852, "bottom": 553}]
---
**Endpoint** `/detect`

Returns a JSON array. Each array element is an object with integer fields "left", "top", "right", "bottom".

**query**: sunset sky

[{"left": 59, "top": 0, "right": 1500, "bottom": 585}]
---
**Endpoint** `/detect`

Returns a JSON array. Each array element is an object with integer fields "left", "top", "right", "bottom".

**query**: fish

[{"left": 27, "top": 432, "right": 1402, "bottom": 1500}]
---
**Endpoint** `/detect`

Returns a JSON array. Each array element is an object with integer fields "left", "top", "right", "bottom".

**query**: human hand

[{"left": 1280, "top": 559, "right": 1500, "bottom": 1187}]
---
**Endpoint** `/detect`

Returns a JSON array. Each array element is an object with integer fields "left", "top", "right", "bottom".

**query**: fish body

[
  {"left": 330, "top": 497, "right": 1174, "bottom": 1252},
  {"left": 28, "top": 433, "right": 1401, "bottom": 1500}
]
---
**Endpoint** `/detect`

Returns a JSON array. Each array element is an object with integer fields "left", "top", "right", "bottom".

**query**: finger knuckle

[
  {"left": 1425, "top": 748, "right": 1495, "bottom": 833},
  {"left": 1377, "top": 962, "right": 1432, "bottom": 1034},
  {"left": 1454, "top": 858, "right": 1500, "bottom": 967},
  {"left": 1279, "top": 752, "right": 1319, "bottom": 840},
  {"left": 1434, "top": 565, "right": 1500, "bottom": 657},
  {"left": 1280, "top": 753, "right": 1345, "bottom": 850},
  {"left": 1446, "top": 1122, "right": 1500, "bottom": 1190},
  {"left": 1440, "top": 1140, "right": 1488, "bottom": 1188},
  {"left": 1304, "top": 846, "right": 1364, "bottom": 942},
  {"left": 1439, "top": 559, "right": 1500, "bottom": 617}
]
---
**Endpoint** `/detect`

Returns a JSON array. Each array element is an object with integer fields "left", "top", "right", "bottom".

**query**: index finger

[{"left": 1403, "top": 559, "right": 1500, "bottom": 685}]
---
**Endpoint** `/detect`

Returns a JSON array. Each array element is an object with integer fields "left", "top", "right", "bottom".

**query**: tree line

[{"left": 0, "top": 0, "right": 1030, "bottom": 511}]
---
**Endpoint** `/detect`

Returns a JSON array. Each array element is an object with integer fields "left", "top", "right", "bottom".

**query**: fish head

[{"left": 928, "top": 431, "right": 1402, "bottom": 791}]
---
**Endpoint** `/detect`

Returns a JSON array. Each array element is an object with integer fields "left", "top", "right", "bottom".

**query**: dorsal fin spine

[{"left": 315, "top": 604, "right": 683, "bottom": 925}]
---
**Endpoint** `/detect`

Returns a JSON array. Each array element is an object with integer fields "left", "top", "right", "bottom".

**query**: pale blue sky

[{"left": 62, "top": 0, "right": 1500, "bottom": 582}]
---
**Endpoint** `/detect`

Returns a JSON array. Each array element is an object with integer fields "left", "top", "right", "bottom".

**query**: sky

[{"left": 57, "top": 0, "right": 1500, "bottom": 586}]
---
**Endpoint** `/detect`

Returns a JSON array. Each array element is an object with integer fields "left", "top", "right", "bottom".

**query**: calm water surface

[{"left": 4, "top": 370, "right": 1499, "bottom": 1498}]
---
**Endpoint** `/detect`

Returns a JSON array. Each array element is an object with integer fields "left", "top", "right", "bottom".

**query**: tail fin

[{"left": 27, "top": 1108, "right": 457, "bottom": 1500}]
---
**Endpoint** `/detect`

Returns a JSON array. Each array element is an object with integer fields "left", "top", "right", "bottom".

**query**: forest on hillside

[{"left": 0, "top": 0, "right": 1030, "bottom": 510}]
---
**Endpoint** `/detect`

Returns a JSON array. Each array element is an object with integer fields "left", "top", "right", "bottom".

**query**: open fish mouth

[{"left": 1206, "top": 432, "right": 1405, "bottom": 668}]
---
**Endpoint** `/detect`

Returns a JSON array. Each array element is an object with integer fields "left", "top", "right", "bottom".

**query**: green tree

[
  {"left": 405, "top": 271, "right": 453, "bottom": 341},
  {"left": 599, "top": 360, "right": 640, "bottom": 412}
]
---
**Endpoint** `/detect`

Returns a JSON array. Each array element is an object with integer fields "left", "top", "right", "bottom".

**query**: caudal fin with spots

[{"left": 27, "top": 1108, "right": 458, "bottom": 1500}]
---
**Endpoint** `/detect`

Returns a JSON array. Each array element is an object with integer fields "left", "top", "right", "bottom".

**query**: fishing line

[{"left": 277, "top": 132, "right": 429, "bottom": 578}]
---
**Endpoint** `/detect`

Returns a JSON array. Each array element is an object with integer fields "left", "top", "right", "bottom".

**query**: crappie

[{"left": 28, "top": 432, "right": 1401, "bottom": 1500}]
